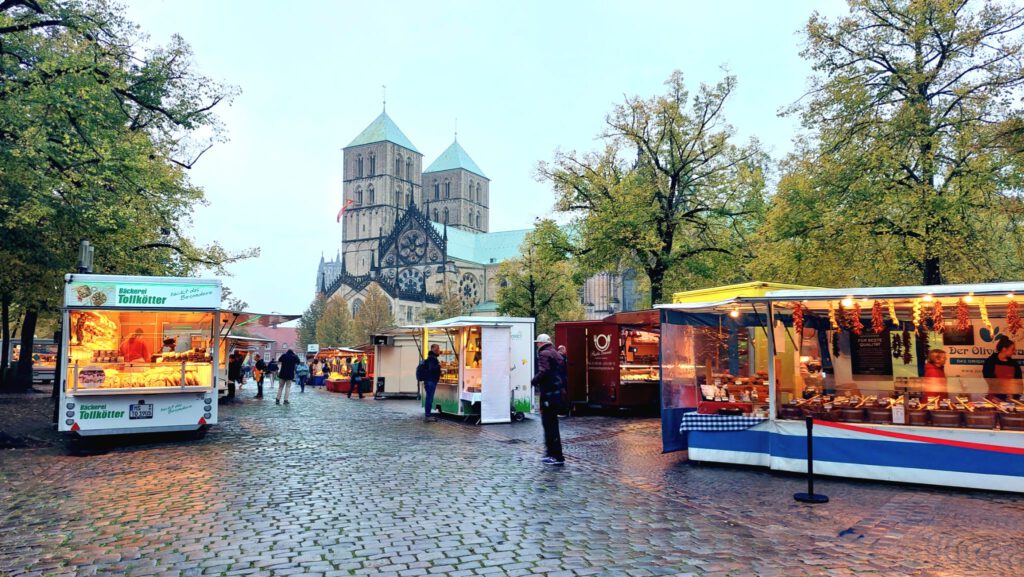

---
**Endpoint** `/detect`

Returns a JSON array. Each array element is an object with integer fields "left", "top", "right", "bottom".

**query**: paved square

[{"left": 1, "top": 388, "right": 1022, "bottom": 576}]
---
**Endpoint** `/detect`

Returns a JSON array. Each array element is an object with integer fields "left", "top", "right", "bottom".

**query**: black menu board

[{"left": 850, "top": 330, "right": 893, "bottom": 376}]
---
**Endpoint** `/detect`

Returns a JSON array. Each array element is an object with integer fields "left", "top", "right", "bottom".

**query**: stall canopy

[{"left": 219, "top": 311, "right": 300, "bottom": 337}]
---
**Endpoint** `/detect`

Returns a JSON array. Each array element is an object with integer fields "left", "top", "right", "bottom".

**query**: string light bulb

[
  {"left": 964, "top": 293, "right": 974, "bottom": 303},
  {"left": 841, "top": 296, "right": 854, "bottom": 308},
  {"left": 729, "top": 307, "right": 740, "bottom": 318},
  {"left": 923, "top": 293, "right": 934, "bottom": 302}
]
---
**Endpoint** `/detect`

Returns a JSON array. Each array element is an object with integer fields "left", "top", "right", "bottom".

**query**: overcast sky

[{"left": 123, "top": 0, "right": 848, "bottom": 317}]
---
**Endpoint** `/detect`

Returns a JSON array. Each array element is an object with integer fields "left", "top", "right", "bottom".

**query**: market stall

[
  {"left": 407, "top": 317, "right": 534, "bottom": 424},
  {"left": 371, "top": 331, "right": 422, "bottom": 399},
  {"left": 314, "top": 347, "right": 372, "bottom": 393},
  {"left": 659, "top": 282, "right": 1024, "bottom": 492},
  {"left": 555, "top": 311, "right": 662, "bottom": 412},
  {"left": 216, "top": 334, "right": 272, "bottom": 395},
  {"left": 59, "top": 274, "right": 222, "bottom": 437}
]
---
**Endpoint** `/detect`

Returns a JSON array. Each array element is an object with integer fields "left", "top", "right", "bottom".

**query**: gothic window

[
  {"left": 406, "top": 158, "right": 412, "bottom": 180},
  {"left": 433, "top": 208, "right": 439, "bottom": 221},
  {"left": 476, "top": 212, "right": 481, "bottom": 228},
  {"left": 433, "top": 180, "right": 439, "bottom": 200},
  {"left": 395, "top": 155, "right": 401, "bottom": 177},
  {"left": 369, "top": 153, "right": 376, "bottom": 176},
  {"left": 443, "top": 207, "right": 449, "bottom": 223},
  {"left": 468, "top": 180, "right": 473, "bottom": 198},
  {"left": 369, "top": 185, "right": 376, "bottom": 204},
  {"left": 357, "top": 155, "right": 363, "bottom": 177},
  {"left": 406, "top": 190, "right": 413, "bottom": 206},
  {"left": 355, "top": 186, "right": 363, "bottom": 205},
  {"left": 444, "top": 180, "right": 450, "bottom": 198},
  {"left": 476, "top": 183, "right": 481, "bottom": 203},
  {"left": 352, "top": 298, "right": 363, "bottom": 316}
]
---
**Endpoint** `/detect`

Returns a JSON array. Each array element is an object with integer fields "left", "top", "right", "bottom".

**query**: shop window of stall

[{"left": 66, "top": 309, "right": 215, "bottom": 392}]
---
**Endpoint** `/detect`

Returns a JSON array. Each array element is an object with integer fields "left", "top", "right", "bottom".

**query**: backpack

[{"left": 415, "top": 359, "right": 428, "bottom": 382}]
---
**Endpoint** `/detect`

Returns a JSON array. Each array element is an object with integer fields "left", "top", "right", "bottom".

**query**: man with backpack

[
  {"left": 348, "top": 356, "right": 365, "bottom": 399},
  {"left": 532, "top": 334, "right": 566, "bottom": 465},
  {"left": 418, "top": 344, "right": 442, "bottom": 421},
  {"left": 266, "top": 357, "right": 280, "bottom": 390}
]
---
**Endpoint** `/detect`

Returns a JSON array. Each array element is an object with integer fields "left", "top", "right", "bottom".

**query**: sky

[{"left": 123, "top": 0, "right": 849, "bottom": 317}]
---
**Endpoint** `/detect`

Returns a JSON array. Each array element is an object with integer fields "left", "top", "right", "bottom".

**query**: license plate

[{"left": 129, "top": 403, "right": 154, "bottom": 419}]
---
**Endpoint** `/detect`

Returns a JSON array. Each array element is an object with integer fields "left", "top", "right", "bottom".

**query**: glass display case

[{"left": 66, "top": 309, "right": 215, "bottom": 393}]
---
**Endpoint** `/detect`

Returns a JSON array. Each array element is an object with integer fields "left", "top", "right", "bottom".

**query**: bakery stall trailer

[
  {"left": 420, "top": 316, "right": 535, "bottom": 424},
  {"left": 555, "top": 311, "right": 662, "bottom": 413},
  {"left": 659, "top": 282, "right": 1024, "bottom": 493},
  {"left": 60, "top": 274, "right": 222, "bottom": 437},
  {"left": 370, "top": 331, "right": 423, "bottom": 399}
]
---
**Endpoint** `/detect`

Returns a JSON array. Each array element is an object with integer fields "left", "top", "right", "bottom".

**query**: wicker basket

[
  {"left": 998, "top": 412, "right": 1024, "bottom": 431},
  {"left": 866, "top": 407, "right": 893, "bottom": 424},
  {"left": 930, "top": 410, "right": 962, "bottom": 428},
  {"left": 907, "top": 409, "right": 930, "bottom": 426}
]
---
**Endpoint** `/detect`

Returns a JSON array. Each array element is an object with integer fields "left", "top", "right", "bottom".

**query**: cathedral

[{"left": 315, "top": 109, "right": 641, "bottom": 323}]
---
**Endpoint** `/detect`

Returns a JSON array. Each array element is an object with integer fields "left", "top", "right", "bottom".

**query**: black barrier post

[{"left": 794, "top": 416, "right": 829, "bottom": 503}]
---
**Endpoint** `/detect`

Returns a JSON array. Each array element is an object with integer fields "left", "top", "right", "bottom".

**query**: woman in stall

[
  {"left": 921, "top": 349, "right": 949, "bottom": 401},
  {"left": 982, "top": 335, "right": 1021, "bottom": 399}
]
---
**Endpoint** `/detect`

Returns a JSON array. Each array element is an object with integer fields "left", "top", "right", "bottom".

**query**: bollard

[{"left": 794, "top": 416, "right": 829, "bottom": 503}]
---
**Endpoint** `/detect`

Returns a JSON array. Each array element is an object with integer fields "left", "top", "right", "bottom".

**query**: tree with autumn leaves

[{"left": 0, "top": 1, "right": 252, "bottom": 390}]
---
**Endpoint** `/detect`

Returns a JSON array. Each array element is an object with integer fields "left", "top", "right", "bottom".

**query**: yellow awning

[{"left": 671, "top": 281, "right": 822, "bottom": 304}]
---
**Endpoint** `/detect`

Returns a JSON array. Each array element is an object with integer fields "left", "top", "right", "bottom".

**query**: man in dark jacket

[
  {"left": 225, "top": 352, "right": 242, "bottom": 402},
  {"left": 348, "top": 356, "right": 366, "bottom": 399},
  {"left": 422, "top": 344, "right": 442, "bottom": 421},
  {"left": 532, "top": 334, "right": 566, "bottom": 465},
  {"left": 275, "top": 349, "right": 300, "bottom": 405}
]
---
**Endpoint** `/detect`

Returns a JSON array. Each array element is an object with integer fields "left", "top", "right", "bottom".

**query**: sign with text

[
  {"left": 66, "top": 279, "right": 221, "bottom": 309},
  {"left": 850, "top": 330, "right": 894, "bottom": 376}
]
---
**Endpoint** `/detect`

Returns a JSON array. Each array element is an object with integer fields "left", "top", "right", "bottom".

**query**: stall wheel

[{"left": 512, "top": 411, "right": 525, "bottom": 423}]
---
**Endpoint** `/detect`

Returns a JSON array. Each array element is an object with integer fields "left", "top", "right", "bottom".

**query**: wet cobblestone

[{"left": 1, "top": 387, "right": 1023, "bottom": 576}]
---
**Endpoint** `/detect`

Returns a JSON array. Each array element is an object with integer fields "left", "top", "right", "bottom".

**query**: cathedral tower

[
  {"left": 342, "top": 111, "right": 423, "bottom": 275},
  {"left": 422, "top": 138, "right": 489, "bottom": 233}
]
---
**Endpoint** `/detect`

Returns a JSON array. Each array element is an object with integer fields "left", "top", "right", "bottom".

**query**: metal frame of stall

[{"left": 658, "top": 282, "right": 1024, "bottom": 493}]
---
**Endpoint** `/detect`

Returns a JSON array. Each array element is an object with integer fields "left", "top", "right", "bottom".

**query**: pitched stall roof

[
  {"left": 345, "top": 112, "right": 420, "bottom": 153},
  {"left": 424, "top": 140, "right": 487, "bottom": 178},
  {"left": 430, "top": 223, "right": 529, "bottom": 265}
]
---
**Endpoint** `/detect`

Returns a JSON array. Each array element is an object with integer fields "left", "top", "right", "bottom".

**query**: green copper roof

[
  {"left": 423, "top": 140, "right": 487, "bottom": 178},
  {"left": 431, "top": 223, "right": 528, "bottom": 265},
  {"left": 345, "top": 112, "right": 419, "bottom": 153}
]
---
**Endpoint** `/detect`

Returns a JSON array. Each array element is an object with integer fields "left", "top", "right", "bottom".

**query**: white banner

[{"left": 66, "top": 278, "right": 221, "bottom": 309}]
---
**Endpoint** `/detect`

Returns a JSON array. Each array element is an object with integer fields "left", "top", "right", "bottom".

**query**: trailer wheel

[{"left": 513, "top": 411, "right": 525, "bottom": 422}]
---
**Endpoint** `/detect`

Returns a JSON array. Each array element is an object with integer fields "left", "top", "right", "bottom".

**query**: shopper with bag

[
  {"left": 253, "top": 354, "right": 266, "bottom": 399},
  {"left": 532, "top": 334, "right": 566, "bottom": 465},
  {"left": 418, "top": 344, "right": 442, "bottom": 421}
]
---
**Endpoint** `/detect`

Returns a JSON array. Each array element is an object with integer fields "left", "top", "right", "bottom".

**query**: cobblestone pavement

[{"left": 2, "top": 386, "right": 1023, "bottom": 577}]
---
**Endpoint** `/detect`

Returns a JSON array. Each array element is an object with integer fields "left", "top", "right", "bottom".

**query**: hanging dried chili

[
  {"left": 872, "top": 301, "right": 885, "bottom": 334},
  {"left": 902, "top": 326, "right": 913, "bottom": 365},
  {"left": 1008, "top": 299, "right": 1022, "bottom": 336},
  {"left": 832, "top": 331, "right": 841, "bottom": 357},
  {"left": 851, "top": 303, "right": 864, "bottom": 335},
  {"left": 932, "top": 300, "right": 945, "bottom": 333},
  {"left": 891, "top": 332, "right": 902, "bottom": 359},
  {"left": 955, "top": 298, "right": 970, "bottom": 333},
  {"left": 792, "top": 303, "right": 804, "bottom": 336},
  {"left": 828, "top": 301, "right": 838, "bottom": 330}
]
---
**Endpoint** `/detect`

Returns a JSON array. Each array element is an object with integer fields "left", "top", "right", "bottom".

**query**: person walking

[
  {"left": 253, "top": 354, "right": 266, "bottom": 399},
  {"left": 276, "top": 349, "right": 300, "bottom": 405},
  {"left": 532, "top": 334, "right": 566, "bottom": 465},
  {"left": 556, "top": 344, "right": 570, "bottom": 416},
  {"left": 421, "top": 344, "right": 442, "bottom": 421},
  {"left": 266, "top": 357, "right": 280, "bottom": 391},
  {"left": 296, "top": 359, "right": 311, "bottom": 393},
  {"left": 224, "top": 352, "right": 242, "bottom": 403},
  {"left": 348, "top": 356, "right": 365, "bottom": 399}
]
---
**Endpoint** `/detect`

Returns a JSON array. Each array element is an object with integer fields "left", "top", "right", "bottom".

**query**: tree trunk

[
  {"left": 0, "top": 292, "right": 9, "bottom": 390},
  {"left": 15, "top": 307, "right": 38, "bottom": 391},
  {"left": 648, "top": 264, "right": 666, "bottom": 306},
  {"left": 923, "top": 256, "right": 942, "bottom": 286}
]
